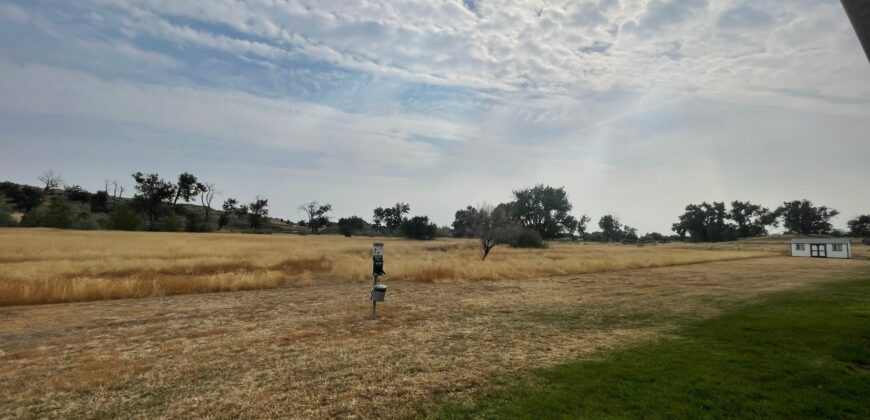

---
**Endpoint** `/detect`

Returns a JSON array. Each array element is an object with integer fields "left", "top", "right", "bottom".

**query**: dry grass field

[
  {"left": 0, "top": 228, "right": 778, "bottom": 305},
  {"left": 1, "top": 229, "right": 868, "bottom": 418},
  {"left": 0, "top": 256, "right": 868, "bottom": 418}
]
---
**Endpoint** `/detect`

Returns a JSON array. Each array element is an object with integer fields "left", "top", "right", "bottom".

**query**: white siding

[
  {"left": 791, "top": 244, "right": 811, "bottom": 257},
  {"left": 790, "top": 241, "right": 851, "bottom": 259},
  {"left": 826, "top": 243, "right": 851, "bottom": 259}
]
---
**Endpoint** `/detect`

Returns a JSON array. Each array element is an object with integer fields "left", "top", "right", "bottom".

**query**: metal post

[
  {"left": 371, "top": 242, "right": 384, "bottom": 320},
  {"left": 371, "top": 274, "right": 378, "bottom": 319}
]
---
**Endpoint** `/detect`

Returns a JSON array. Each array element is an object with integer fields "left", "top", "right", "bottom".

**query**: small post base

[{"left": 371, "top": 274, "right": 379, "bottom": 320}]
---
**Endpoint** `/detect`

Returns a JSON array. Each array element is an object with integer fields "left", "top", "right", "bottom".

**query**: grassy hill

[{"left": 0, "top": 180, "right": 294, "bottom": 233}]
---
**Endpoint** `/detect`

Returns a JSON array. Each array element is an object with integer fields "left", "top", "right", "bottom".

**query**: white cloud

[
  {"left": 0, "top": 2, "right": 28, "bottom": 24},
  {"left": 65, "top": 0, "right": 868, "bottom": 112},
  {"left": 0, "top": 60, "right": 479, "bottom": 172},
  {"left": 1, "top": 0, "right": 869, "bottom": 232}
]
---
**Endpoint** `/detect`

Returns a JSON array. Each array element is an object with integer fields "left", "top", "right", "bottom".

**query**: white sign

[{"left": 372, "top": 243, "right": 384, "bottom": 257}]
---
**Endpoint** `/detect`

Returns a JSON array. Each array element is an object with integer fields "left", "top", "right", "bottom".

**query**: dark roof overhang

[{"left": 842, "top": 0, "right": 870, "bottom": 62}]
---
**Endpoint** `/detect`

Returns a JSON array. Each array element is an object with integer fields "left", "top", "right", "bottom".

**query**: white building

[{"left": 790, "top": 238, "right": 852, "bottom": 259}]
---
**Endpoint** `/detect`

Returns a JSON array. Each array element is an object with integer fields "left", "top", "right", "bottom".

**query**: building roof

[
  {"left": 842, "top": 0, "right": 870, "bottom": 62},
  {"left": 790, "top": 238, "right": 851, "bottom": 244}
]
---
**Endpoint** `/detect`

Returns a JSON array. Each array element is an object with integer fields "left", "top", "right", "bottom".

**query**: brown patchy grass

[
  {"left": 415, "top": 267, "right": 458, "bottom": 283},
  {"left": 0, "top": 256, "right": 868, "bottom": 418},
  {"left": 0, "top": 228, "right": 777, "bottom": 305}
]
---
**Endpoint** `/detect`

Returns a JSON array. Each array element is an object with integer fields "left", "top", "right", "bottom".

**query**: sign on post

[
  {"left": 371, "top": 243, "right": 386, "bottom": 319},
  {"left": 372, "top": 242, "right": 385, "bottom": 276}
]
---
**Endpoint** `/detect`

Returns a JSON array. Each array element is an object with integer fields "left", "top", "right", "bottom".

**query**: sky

[{"left": 0, "top": 0, "right": 869, "bottom": 233}]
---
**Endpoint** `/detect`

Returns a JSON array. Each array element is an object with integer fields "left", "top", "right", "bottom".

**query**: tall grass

[{"left": 0, "top": 228, "right": 777, "bottom": 305}]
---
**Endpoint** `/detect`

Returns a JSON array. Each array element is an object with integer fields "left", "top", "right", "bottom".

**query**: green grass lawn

[{"left": 437, "top": 279, "right": 870, "bottom": 419}]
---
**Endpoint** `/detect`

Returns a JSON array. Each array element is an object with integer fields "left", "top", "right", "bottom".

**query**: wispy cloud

[{"left": 0, "top": 0, "right": 868, "bottom": 231}]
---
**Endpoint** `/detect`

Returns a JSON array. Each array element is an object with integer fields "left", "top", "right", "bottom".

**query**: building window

[
  {"left": 795, "top": 244, "right": 805, "bottom": 251},
  {"left": 833, "top": 244, "right": 843, "bottom": 252}
]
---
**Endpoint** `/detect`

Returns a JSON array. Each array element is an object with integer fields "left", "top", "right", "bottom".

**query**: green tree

[
  {"left": 622, "top": 225, "right": 639, "bottom": 242},
  {"left": 18, "top": 186, "right": 43, "bottom": 212},
  {"left": 90, "top": 190, "right": 110, "bottom": 213},
  {"left": 373, "top": 202, "right": 410, "bottom": 232},
  {"left": 401, "top": 215, "right": 438, "bottom": 240},
  {"left": 0, "top": 182, "right": 43, "bottom": 212},
  {"left": 42, "top": 199, "right": 74, "bottom": 228},
  {"left": 109, "top": 204, "right": 144, "bottom": 231},
  {"left": 217, "top": 213, "right": 230, "bottom": 230},
  {"left": 847, "top": 215, "right": 870, "bottom": 237},
  {"left": 248, "top": 197, "right": 269, "bottom": 230},
  {"left": 471, "top": 204, "right": 516, "bottom": 260},
  {"left": 131, "top": 172, "right": 176, "bottom": 230},
  {"left": 730, "top": 201, "right": 777, "bottom": 238},
  {"left": 776, "top": 200, "right": 839, "bottom": 235},
  {"left": 640, "top": 232, "right": 667, "bottom": 242},
  {"left": 173, "top": 172, "right": 199, "bottom": 205},
  {"left": 452, "top": 205, "right": 479, "bottom": 238},
  {"left": 598, "top": 214, "right": 623, "bottom": 242},
  {"left": 219, "top": 198, "right": 241, "bottom": 230},
  {"left": 63, "top": 185, "right": 92, "bottom": 203},
  {"left": 338, "top": 216, "right": 367, "bottom": 237},
  {"left": 576, "top": 214, "right": 591, "bottom": 240},
  {"left": 299, "top": 201, "right": 332, "bottom": 233},
  {"left": 507, "top": 185, "right": 580, "bottom": 239},
  {"left": 672, "top": 202, "right": 737, "bottom": 242}
]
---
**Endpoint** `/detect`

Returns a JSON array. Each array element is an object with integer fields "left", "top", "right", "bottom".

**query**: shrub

[
  {"left": 64, "top": 185, "right": 93, "bottom": 203},
  {"left": 90, "top": 190, "right": 110, "bottom": 213},
  {"left": 25, "top": 200, "right": 74, "bottom": 228},
  {"left": 509, "top": 229, "right": 547, "bottom": 248},
  {"left": 20, "top": 209, "right": 44, "bottom": 227},
  {"left": 185, "top": 212, "right": 209, "bottom": 232},
  {"left": 0, "top": 196, "right": 15, "bottom": 227},
  {"left": 863, "top": 238, "right": 870, "bottom": 246},
  {"left": 0, "top": 182, "right": 43, "bottom": 212},
  {"left": 641, "top": 232, "right": 667, "bottom": 242},
  {"left": 585, "top": 231, "right": 605, "bottom": 242},
  {"left": 72, "top": 213, "right": 103, "bottom": 230},
  {"left": 435, "top": 225, "right": 453, "bottom": 238},
  {"left": 109, "top": 204, "right": 144, "bottom": 231},
  {"left": 321, "top": 224, "right": 342, "bottom": 235},
  {"left": 160, "top": 213, "right": 184, "bottom": 232},
  {"left": 401, "top": 216, "right": 438, "bottom": 240},
  {"left": 218, "top": 212, "right": 231, "bottom": 230},
  {"left": 338, "top": 216, "right": 367, "bottom": 237},
  {"left": 848, "top": 215, "right": 870, "bottom": 237}
]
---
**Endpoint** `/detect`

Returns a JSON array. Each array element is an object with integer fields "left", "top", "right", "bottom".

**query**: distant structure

[
  {"left": 842, "top": 0, "right": 870, "bottom": 62},
  {"left": 790, "top": 238, "right": 852, "bottom": 259}
]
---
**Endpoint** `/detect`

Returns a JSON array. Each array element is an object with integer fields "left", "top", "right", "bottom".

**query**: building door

[{"left": 810, "top": 244, "right": 827, "bottom": 258}]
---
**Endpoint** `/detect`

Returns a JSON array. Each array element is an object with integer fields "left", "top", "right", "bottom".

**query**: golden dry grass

[
  {"left": 0, "top": 228, "right": 778, "bottom": 305},
  {"left": 1, "top": 257, "right": 868, "bottom": 418}
]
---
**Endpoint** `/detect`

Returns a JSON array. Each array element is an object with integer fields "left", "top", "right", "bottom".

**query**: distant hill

[{"left": 0, "top": 180, "right": 297, "bottom": 233}]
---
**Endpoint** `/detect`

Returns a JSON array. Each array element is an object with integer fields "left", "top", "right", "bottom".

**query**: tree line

[
  {"left": 670, "top": 200, "right": 852, "bottom": 242},
  {"left": 443, "top": 187, "right": 868, "bottom": 260},
  {"left": 1, "top": 174, "right": 868, "bottom": 257}
]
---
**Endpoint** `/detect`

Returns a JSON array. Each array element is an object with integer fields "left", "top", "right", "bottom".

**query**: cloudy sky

[{"left": 1, "top": 0, "right": 868, "bottom": 233}]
